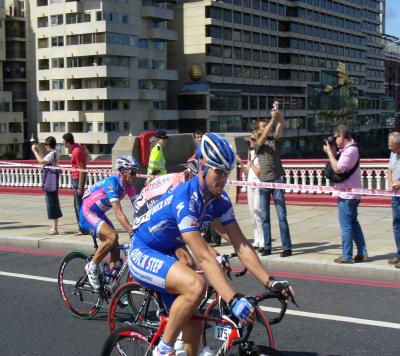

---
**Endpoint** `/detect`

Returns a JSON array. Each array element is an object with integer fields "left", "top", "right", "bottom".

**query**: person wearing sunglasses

[
  {"left": 128, "top": 133, "right": 294, "bottom": 356},
  {"left": 80, "top": 155, "right": 139, "bottom": 290}
]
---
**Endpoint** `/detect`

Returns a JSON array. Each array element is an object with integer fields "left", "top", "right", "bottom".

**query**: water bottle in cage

[
  {"left": 103, "top": 263, "right": 111, "bottom": 284},
  {"left": 111, "top": 259, "right": 123, "bottom": 279}
]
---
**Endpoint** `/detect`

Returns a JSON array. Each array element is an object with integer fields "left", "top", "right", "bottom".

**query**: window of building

[
  {"left": 243, "top": 13, "right": 251, "bottom": 26},
  {"left": 51, "top": 58, "right": 64, "bottom": 68},
  {"left": 53, "top": 122, "right": 65, "bottom": 132},
  {"left": 223, "top": 27, "right": 232, "bottom": 41},
  {"left": 232, "top": 29, "right": 241, "bottom": 41},
  {"left": 98, "top": 122, "right": 104, "bottom": 132},
  {"left": 138, "top": 59, "right": 149, "bottom": 68},
  {"left": 206, "top": 63, "right": 222, "bottom": 76},
  {"left": 50, "top": 14, "right": 63, "bottom": 26},
  {"left": 52, "top": 101, "right": 65, "bottom": 111},
  {"left": 105, "top": 122, "right": 119, "bottom": 132},
  {"left": 51, "top": 36, "right": 64, "bottom": 47},
  {"left": 233, "top": 11, "right": 241, "bottom": 24},
  {"left": 223, "top": 64, "right": 232, "bottom": 77},
  {"left": 252, "top": 32, "right": 260, "bottom": 45},
  {"left": 52, "top": 79, "right": 64, "bottom": 89},
  {"left": 86, "top": 122, "right": 93, "bottom": 132},
  {"left": 37, "top": 16, "right": 48, "bottom": 28},
  {"left": 38, "top": 59, "right": 49, "bottom": 70},
  {"left": 207, "top": 44, "right": 222, "bottom": 57},
  {"left": 243, "top": 31, "right": 251, "bottom": 42},
  {"left": 123, "top": 121, "right": 130, "bottom": 131},
  {"left": 233, "top": 47, "right": 242, "bottom": 59},
  {"left": 223, "top": 9, "right": 232, "bottom": 22},
  {"left": 223, "top": 46, "right": 232, "bottom": 58},
  {"left": 233, "top": 65, "right": 242, "bottom": 77},
  {"left": 206, "top": 26, "right": 222, "bottom": 39}
]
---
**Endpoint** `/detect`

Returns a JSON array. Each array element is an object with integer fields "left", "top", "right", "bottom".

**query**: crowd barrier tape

[{"left": 0, "top": 160, "right": 397, "bottom": 198}]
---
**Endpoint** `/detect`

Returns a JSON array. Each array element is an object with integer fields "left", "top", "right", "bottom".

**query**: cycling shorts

[
  {"left": 79, "top": 208, "right": 114, "bottom": 238},
  {"left": 128, "top": 235, "right": 178, "bottom": 307}
]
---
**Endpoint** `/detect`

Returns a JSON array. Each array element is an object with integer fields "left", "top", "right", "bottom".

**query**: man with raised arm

[{"left": 128, "top": 133, "right": 294, "bottom": 356}]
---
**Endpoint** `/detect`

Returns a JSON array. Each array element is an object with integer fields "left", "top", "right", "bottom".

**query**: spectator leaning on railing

[
  {"left": 255, "top": 103, "right": 293, "bottom": 257},
  {"left": 386, "top": 132, "right": 400, "bottom": 269},
  {"left": 323, "top": 124, "right": 368, "bottom": 264}
]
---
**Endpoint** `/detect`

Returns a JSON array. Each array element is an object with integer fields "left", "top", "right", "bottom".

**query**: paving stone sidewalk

[{"left": 0, "top": 194, "right": 398, "bottom": 280}]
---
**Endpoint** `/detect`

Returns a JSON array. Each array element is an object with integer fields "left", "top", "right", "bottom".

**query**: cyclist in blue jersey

[
  {"left": 128, "top": 134, "right": 294, "bottom": 356},
  {"left": 80, "top": 155, "right": 138, "bottom": 290}
]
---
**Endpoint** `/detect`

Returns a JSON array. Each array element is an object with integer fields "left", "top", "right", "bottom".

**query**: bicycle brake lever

[{"left": 288, "top": 290, "right": 299, "bottom": 307}]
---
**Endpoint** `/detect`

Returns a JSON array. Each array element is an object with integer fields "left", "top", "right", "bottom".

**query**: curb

[{"left": 2, "top": 234, "right": 398, "bottom": 281}]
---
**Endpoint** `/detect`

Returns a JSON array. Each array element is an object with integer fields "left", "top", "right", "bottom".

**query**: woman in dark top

[{"left": 32, "top": 136, "right": 63, "bottom": 235}]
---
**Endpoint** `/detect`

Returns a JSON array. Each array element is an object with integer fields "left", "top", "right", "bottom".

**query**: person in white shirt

[{"left": 237, "top": 130, "right": 262, "bottom": 249}]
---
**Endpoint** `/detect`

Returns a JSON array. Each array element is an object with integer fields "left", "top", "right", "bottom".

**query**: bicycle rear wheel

[
  {"left": 101, "top": 325, "right": 152, "bottom": 356},
  {"left": 108, "top": 282, "right": 161, "bottom": 333},
  {"left": 58, "top": 251, "right": 102, "bottom": 319},
  {"left": 202, "top": 299, "right": 275, "bottom": 354}
]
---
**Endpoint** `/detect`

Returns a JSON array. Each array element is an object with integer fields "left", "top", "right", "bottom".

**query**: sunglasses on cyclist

[{"left": 213, "top": 168, "right": 230, "bottom": 177}]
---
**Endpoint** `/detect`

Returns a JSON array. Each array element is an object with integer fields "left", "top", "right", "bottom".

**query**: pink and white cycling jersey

[
  {"left": 132, "top": 173, "right": 185, "bottom": 230},
  {"left": 82, "top": 175, "right": 136, "bottom": 215}
]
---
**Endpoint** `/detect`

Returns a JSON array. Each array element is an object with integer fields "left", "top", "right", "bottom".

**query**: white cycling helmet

[
  {"left": 115, "top": 155, "right": 139, "bottom": 172},
  {"left": 199, "top": 133, "right": 235, "bottom": 172}
]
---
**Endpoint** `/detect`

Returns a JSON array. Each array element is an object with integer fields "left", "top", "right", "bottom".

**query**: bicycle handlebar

[{"left": 232, "top": 291, "right": 289, "bottom": 346}]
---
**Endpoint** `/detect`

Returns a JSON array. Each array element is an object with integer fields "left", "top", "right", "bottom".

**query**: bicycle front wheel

[
  {"left": 58, "top": 251, "right": 102, "bottom": 319},
  {"left": 101, "top": 325, "right": 152, "bottom": 356},
  {"left": 108, "top": 282, "right": 161, "bottom": 333},
  {"left": 203, "top": 299, "right": 275, "bottom": 354}
]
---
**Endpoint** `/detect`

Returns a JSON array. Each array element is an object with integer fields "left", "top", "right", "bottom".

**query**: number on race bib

[{"left": 214, "top": 324, "right": 231, "bottom": 341}]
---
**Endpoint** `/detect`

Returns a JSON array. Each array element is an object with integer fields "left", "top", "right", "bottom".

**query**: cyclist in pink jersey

[{"left": 80, "top": 155, "right": 138, "bottom": 290}]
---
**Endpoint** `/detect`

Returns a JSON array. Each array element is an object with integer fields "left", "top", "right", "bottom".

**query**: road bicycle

[
  {"left": 58, "top": 236, "right": 132, "bottom": 319},
  {"left": 106, "top": 253, "right": 247, "bottom": 333},
  {"left": 101, "top": 289, "right": 288, "bottom": 356}
]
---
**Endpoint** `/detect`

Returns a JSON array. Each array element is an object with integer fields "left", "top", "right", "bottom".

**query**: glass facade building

[{"left": 169, "top": 0, "right": 392, "bottom": 157}]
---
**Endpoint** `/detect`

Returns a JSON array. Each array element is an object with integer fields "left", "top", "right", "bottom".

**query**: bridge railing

[
  {"left": 237, "top": 158, "right": 390, "bottom": 195},
  {"left": 0, "top": 161, "right": 113, "bottom": 189}
]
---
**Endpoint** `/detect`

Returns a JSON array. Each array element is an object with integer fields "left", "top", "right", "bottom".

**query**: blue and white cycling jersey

[{"left": 133, "top": 176, "right": 236, "bottom": 253}]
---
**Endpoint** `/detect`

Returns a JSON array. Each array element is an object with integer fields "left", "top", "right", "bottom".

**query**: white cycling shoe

[{"left": 85, "top": 263, "right": 101, "bottom": 291}]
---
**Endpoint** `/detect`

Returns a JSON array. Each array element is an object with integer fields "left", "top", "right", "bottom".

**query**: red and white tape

[{"left": 0, "top": 160, "right": 397, "bottom": 198}]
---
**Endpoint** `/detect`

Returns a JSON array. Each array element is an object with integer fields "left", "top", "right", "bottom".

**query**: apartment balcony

[
  {"left": 139, "top": 89, "right": 163, "bottom": 101},
  {"left": 38, "top": 131, "right": 121, "bottom": 145},
  {"left": 141, "top": 6, "right": 174, "bottom": 21},
  {"left": 66, "top": 88, "right": 139, "bottom": 100},
  {"left": 39, "top": 111, "right": 85, "bottom": 122},
  {"left": 149, "top": 28, "right": 177, "bottom": 42},
  {"left": 148, "top": 69, "right": 178, "bottom": 81},
  {"left": 84, "top": 111, "right": 133, "bottom": 122},
  {"left": 42, "top": 1, "right": 83, "bottom": 15},
  {"left": 149, "top": 110, "right": 179, "bottom": 121},
  {"left": 0, "top": 132, "right": 24, "bottom": 145},
  {"left": 65, "top": 21, "right": 106, "bottom": 36}
]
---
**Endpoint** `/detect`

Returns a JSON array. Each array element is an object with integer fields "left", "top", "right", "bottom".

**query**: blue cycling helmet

[
  {"left": 115, "top": 155, "right": 139, "bottom": 171},
  {"left": 200, "top": 133, "right": 235, "bottom": 172}
]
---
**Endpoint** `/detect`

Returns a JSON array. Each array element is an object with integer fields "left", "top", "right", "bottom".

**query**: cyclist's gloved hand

[
  {"left": 266, "top": 276, "right": 298, "bottom": 306},
  {"left": 229, "top": 295, "right": 253, "bottom": 321}
]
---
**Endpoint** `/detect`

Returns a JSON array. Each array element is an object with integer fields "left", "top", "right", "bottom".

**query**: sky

[{"left": 385, "top": 0, "right": 400, "bottom": 38}]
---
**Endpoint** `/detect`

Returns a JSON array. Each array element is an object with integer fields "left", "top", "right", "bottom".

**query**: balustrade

[{"left": 0, "top": 163, "right": 113, "bottom": 189}]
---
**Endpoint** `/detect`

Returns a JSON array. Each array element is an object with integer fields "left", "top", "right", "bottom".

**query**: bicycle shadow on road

[
  {"left": 366, "top": 252, "right": 395, "bottom": 262},
  {"left": 0, "top": 221, "right": 19, "bottom": 226}
]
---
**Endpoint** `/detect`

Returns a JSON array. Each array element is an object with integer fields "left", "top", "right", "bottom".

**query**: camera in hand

[{"left": 324, "top": 136, "right": 335, "bottom": 146}]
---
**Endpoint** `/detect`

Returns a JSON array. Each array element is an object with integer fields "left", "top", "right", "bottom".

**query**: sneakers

[
  {"left": 152, "top": 346, "right": 175, "bottom": 356},
  {"left": 85, "top": 263, "right": 101, "bottom": 291}
]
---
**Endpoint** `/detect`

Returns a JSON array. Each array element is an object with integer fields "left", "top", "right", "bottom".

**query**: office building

[
  {"left": 169, "top": 0, "right": 391, "bottom": 157},
  {"left": 383, "top": 34, "right": 400, "bottom": 131}
]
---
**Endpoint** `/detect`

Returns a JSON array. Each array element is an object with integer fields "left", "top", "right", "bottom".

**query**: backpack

[{"left": 324, "top": 144, "right": 359, "bottom": 183}]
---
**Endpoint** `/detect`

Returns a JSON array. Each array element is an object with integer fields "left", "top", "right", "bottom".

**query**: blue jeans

[
  {"left": 259, "top": 179, "right": 292, "bottom": 251},
  {"left": 391, "top": 197, "right": 400, "bottom": 258},
  {"left": 337, "top": 198, "right": 367, "bottom": 260}
]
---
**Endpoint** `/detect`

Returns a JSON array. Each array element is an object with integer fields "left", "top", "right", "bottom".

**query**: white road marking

[
  {"left": 1, "top": 270, "right": 399, "bottom": 330},
  {"left": 0, "top": 270, "right": 74, "bottom": 284},
  {"left": 260, "top": 306, "right": 400, "bottom": 330}
]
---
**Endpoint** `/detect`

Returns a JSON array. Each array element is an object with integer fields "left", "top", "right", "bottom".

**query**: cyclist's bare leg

[
  {"left": 92, "top": 222, "right": 120, "bottom": 267},
  {"left": 162, "top": 261, "right": 206, "bottom": 355},
  {"left": 182, "top": 319, "right": 203, "bottom": 356}
]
